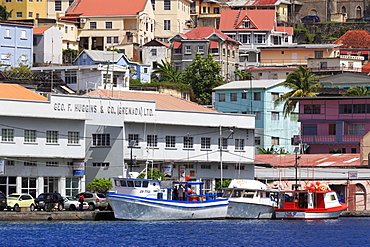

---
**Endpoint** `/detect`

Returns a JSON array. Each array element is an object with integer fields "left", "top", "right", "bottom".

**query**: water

[{"left": 0, "top": 217, "right": 369, "bottom": 247}]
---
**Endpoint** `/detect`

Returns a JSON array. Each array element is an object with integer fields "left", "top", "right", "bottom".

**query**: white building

[
  {"left": 33, "top": 26, "right": 63, "bottom": 65},
  {"left": 0, "top": 85, "right": 255, "bottom": 197}
]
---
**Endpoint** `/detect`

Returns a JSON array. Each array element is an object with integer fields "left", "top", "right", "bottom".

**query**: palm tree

[
  {"left": 153, "top": 60, "right": 181, "bottom": 83},
  {"left": 0, "top": 6, "right": 12, "bottom": 21},
  {"left": 343, "top": 86, "right": 370, "bottom": 96},
  {"left": 275, "top": 66, "right": 321, "bottom": 117}
]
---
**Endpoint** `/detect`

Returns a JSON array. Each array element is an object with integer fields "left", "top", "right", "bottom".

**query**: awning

[
  {"left": 210, "top": 41, "right": 218, "bottom": 49},
  {"left": 173, "top": 41, "right": 182, "bottom": 49},
  {"left": 340, "top": 50, "right": 348, "bottom": 55},
  {"left": 351, "top": 51, "right": 358, "bottom": 55},
  {"left": 362, "top": 51, "right": 369, "bottom": 55}
]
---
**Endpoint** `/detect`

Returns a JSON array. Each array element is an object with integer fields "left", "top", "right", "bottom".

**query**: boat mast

[{"left": 294, "top": 146, "right": 301, "bottom": 190}]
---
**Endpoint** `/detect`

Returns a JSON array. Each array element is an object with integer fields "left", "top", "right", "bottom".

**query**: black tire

[
  {"left": 14, "top": 204, "right": 20, "bottom": 212},
  {"left": 30, "top": 204, "right": 35, "bottom": 212},
  {"left": 70, "top": 205, "right": 76, "bottom": 211},
  {"left": 88, "top": 203, "right": 95, "bottom": 211},
  {"left": 58, "top": 203, "right": 64, "bottom": 211}
]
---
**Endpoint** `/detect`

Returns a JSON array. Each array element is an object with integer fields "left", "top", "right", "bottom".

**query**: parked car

[
  {"left": 35, "top": 193, "right": 64, "bottom": 211},
  {"left": 63, "top": 196, "right": 88, "bottom": 211},
  {"left": 301, "top": 15, "right": 320, "bottom": 22},
  {"left": 76, "top": 192, "right": 108, "bottom": 211},
  {"left": 0, "top": 191, "right": 7, "bottom": 211},
  {"left": 362, "top": 15, "right": 370, "bottom": 21},
  {"left": 7, "top": 193, "right": 35, "bottom": 212}
]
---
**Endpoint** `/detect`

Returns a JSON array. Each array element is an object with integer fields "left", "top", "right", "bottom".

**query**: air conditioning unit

[{"left": 81, "top": 18, "right": 87, "bottom": 23}]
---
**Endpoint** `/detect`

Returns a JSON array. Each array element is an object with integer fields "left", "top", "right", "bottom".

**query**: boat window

[
  {"left": 243, "top": 191, "right": 255, "bottom": 198},
  {"left": 127, "top": 180, "right": 134, "bottom": 187},
  {"left": 222, "top": 190, "right": 232, "bottom": 198},
  {"left": 329, "top": 194, "right": 336, "bottom": 201},
  {"left": 120, "top": 180, "right": 127, "bottom": 187},
  {"left": 135, "top": 181, "right": 142, "bottom": 187},
  {"left": 232, "top": 190, "right": 243, "bottom": 197},
  {"left": 142, "top": 181, "right": 149, "bottom": 188},
  {"left": 115, "top": 180, "right": 120, "bottom": 186}
]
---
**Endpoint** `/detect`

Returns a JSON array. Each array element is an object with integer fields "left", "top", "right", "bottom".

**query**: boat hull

[
  {"left": 107, "top": 193, "right": 228, "bottom": 221},
  {"left": 226, "top": 201, "right": 275, "bottom": 219},
  {"left": 275, "top": 204, "right": 347, "bottom": 220}
]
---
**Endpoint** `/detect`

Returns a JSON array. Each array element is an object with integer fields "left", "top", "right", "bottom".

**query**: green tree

[
  {"left": 86, "top": 178, "right": 113, "bottom": 193},
  {"left": 62, "top": 49, "right": 79, "bottom": 64},
  {"left": 153, "top": 60, "right": 182, "bottom": 83},
  {"left": 137, "top": 168, "right": 166, "bottom": 180},
  {"left": 0, "top": 6, "right": 12, "bottom": 21},
  {"left": 215, "top": 179, "right": 231, "bottom": 190},
  {"left": 343, "top": 86, "right": 370, "bottom": 96},
  {"left": 181, "top": 53, "right": 224, "bottom": 105},
  {"left": 274, "top": 66, "right": 321, "bottom": 117},
  {"left": 257, "top": 146, "right": 289, "bottom": 154},
  {"left": 234, "top": 70, "right": 252, "bottom": 81}
]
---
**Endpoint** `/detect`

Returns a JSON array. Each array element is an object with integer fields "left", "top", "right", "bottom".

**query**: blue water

[{"left": 0, "top": 217, "right": 368, "bottom": 246}]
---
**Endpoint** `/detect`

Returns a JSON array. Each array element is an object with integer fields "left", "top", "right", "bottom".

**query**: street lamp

[{"left": 128, "top": 140, "right": 136, "bottom": 173}]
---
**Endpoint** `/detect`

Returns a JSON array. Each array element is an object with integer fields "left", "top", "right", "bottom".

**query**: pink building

[{"left": 293, "top": 96, "right": 370, "bottom": 154}]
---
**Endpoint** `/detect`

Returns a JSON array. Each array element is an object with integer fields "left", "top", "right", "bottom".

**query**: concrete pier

[
  {"left": 340, "top": 211, "right": 370, "bottom": 217},
  {"left": 0, "top": 211, "right": 115, "bottom": 221}
]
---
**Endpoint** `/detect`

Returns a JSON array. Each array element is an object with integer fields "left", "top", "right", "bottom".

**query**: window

[
  {"left": 234, "top": 165, "right": 244, "bottom": 170},
  {"left": 92, "top": 133, "right": 110, "bottom": 146},
  {"left": 214, "top": 7, "right": 219, "bottom": 14},
  {"left": 329, "top": 124, "right": 336, "bottom": 135},
  {"left": 166, "top": 136, "right": 176, "bottom": 148},
  {"left": 29, "top": 12, "right": 33, "bottom": 17},
  {"left": 235, "top": 139, "right": 244, "bottom": 151},
  {"left": 304, "top": 105, "right": 321, "bottom": 114},
  {"left": 211, "top": 48, "right": 218, "bottom": 54},
  {"left": 240, "top": 34, "right": 251, "bottom": 44},
  {"left": 151, "top": 49, "right": 157, "bottom": 56},
  {"left": 93, "top": 162, "right": 110, "bottom": 167},
  {"left": 65, "top": 26, "right": 68, "bottom": 33},
  {"left": 5, "top": 0, "right": 11, "bottom": 2},
  {"left": 16, "top": 12, "right": 22, "bottom": 18},
  {"left": 271, "top": 92, "right": 279, "bottom": 101},
  {"left": 46, "top": 161, "right": 58, "bottom": 167},
  {"left": 255, "top": 137, "right": 261, "bottom": 145},
  {"left": 24, "top": 162, "right": 36, "bottom": 166},
  {"left": 65, "top": 71, "right": 77, "bottom": 84},
  {"left": 106, "top": 22, "right": 112, "bottom": 29},
  {"left": 164, "top": 0, "right": 170, "bottom": 10},
  {"left": 68, "top": 131, "right": 79, "bottom": 144},
  {"left": 201, "top": 164, "right": 211, "bottom": 169},
  {"left": 254, "top": 92, "right": 261, "bottom": 101},
  {"left": 218, "top": 93, "right": 225, "bottom": 102},
  {"left": 174, "top": 48, "right": 182, "bottom": 54},
  {"left": 5, "top": 29, "right": 11, "bottom": 38},
  {"left": 46, "top": 130, "right": 58, "bottom": 144},
  {"left": 105, "top": 37, "right": 112, "bottom": 44},
  {"left": 90, "top": 22, "right": 97, "bottom": 29},
  {"left": 348, "top": 124, "right": 365, "bottom": 135},
  {"left": 201, "top": 137, "right": 211, "bottom": 149},
  {"left": 2, "top": 129, "right": 14, "bottom": 142},
  {"left": 21, "top": 177, "right": 36, "bottom": 198},
  {"left": 271, "top": 137, "right": 280, "bottom": 145},
  {"left": 314, "top": 51, "right": 323, "bottom": 59},
  {"left": 128, "top": 134, "right": 139, "bottom": 146},
  {"left": 151, "top": 0, "right": 155, "bottom": 10},
  {"left": 271, "top": 112, "right": 280, "bottom": 120},
  {"left": 164, "top": 20, "right": 170, "bottom": 30},
  {"left": 147, "top": 135, "right": 158, "bottom": 147},
  {"left": 203, "top": 7, "right": 207, "bottom": 13},
  {"left": 66, "top": 177, "right": 79, "bottom": 196},
  {"left": 183, "top": 136, "right": 193, "bottom": 149},
  {"left": 243, "top": 19, "right": 250, "bottom": 28},
  {"left": 113, "top": 37, "right": 119, "bottom": 43},
  {"left": 254, "top": 111, "right": 261, "bottom": 120},
  {"left": 218, "top": 138, "right": 228, "bottom": 150},
  {"left": 230, "top": 93, "right": 237, "bottom": 102},
  {"left": 55, "top": 0, "right": 61, "bottom": 11},
  {"left": 185, "top": 46, "right": 191, "bottom": 54},
  {"left": 254, "top": 34, "right": 266, "bottom": 44},
  {"left": 242, "top": 92, "right": 247, "bottom": 99},
  {"left": 198, "top": 45, "right": 204, "bottom": 53},
  {"left": 24, "top": 130, "right": 36, "bottom": 143}
]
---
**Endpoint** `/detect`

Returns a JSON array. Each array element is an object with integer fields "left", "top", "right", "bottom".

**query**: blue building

[
  {"left": 213, "top": 79, "right": 300, "bottom": 153},
  {"left": 74, "top": 50, "right": 151, "bottom": 83},
  {"left": 0, "top": 21, "right": 33, "bottom": 69}
]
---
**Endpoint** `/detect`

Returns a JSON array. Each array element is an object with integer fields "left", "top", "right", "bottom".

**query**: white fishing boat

[
  {"left": 107, "top": 177, "right": 228, "bottom": 221},
  {"left": 222, "top": 179, "right": 276, "bottom": 219}
]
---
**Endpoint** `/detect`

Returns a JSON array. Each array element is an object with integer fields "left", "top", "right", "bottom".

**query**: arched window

[
  {"left": 356, "top": 6, "right": 362, "bottom": 18},
  {"left": 341, "top": 6, "right": 346, "bottom": 13}
]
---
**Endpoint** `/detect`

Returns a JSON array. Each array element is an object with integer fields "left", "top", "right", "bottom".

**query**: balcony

[{"left": 293, "top": 135, "right": 362, "bottom": 144}]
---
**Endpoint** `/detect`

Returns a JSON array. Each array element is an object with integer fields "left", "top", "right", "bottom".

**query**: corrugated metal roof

[
  {"left": 0, "top": 84, "right": 47, "bottom": 101},
  {"left": 84, "top": 89, "right": 219, "bottom": 112},
  {"left": 80, "top": 50, "right": 123, "bottom": 63},
  {"left": 255, "top": 154, "right": 362, "bottom": 167}
]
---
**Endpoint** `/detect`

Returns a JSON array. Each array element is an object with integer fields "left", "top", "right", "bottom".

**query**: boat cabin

[{"left": 276, "top": 190, "right": 342, "bottom": 209}]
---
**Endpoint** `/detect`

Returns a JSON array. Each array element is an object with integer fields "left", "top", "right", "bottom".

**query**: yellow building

[{"left": 2, "top": 0, "right": 47, "bottom": 20}]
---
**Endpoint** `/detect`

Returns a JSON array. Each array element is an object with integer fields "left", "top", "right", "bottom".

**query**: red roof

[
  {"left": 334, "top": 30, "right": 370, "bottom": 48},
  {"left": 0, "top": 84, "right": 47, "bottom": 101},
  {"left": 84, "top": 90, "right": 219, "bottom": 112},
  {"left": 33, "top": 27, "right": 50, "bottom": 34},
  {"left": 181, "top": 26, "right": 237, "bottom": 42},
  {"left": 362, "top": 62, "right": 370, "bottom": 73},
  {"left": 219, "top": 9, "right": 276, "bottom": 31},
  {"left": 66, "top": 0, "right": 147, "bottom": 17},
  {"left": 255, "top": 154, "right": 362, "bottom": 167}
]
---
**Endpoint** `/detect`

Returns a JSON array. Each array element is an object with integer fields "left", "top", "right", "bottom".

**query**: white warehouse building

[{"left": 0, "top": 85, "right": 256, "bottom": 197}]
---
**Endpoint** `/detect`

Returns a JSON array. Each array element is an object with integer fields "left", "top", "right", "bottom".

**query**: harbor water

[{"left": 1, "top": 217, "right": 369, "bottom": 246}]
